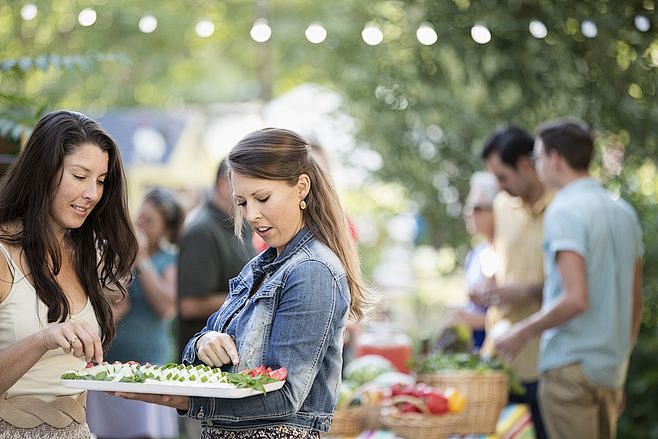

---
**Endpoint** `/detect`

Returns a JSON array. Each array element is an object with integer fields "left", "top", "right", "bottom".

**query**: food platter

[
  {"left": 60, "top": 362, "right": 287, "bottom": 398},
  {"left": 61, "top": 377, "right": 285, "bottom": 398}
]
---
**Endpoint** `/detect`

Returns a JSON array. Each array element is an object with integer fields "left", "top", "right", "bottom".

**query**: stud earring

[{"left": 299, "top": 200, "right": 307, "bottom": 210}]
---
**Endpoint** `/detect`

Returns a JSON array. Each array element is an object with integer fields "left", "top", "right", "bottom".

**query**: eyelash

[
  {"left": 236, "top": 196, "right": 269, "bottom": 207},
  {"left": 74, "top": 175, "right": 105, "bottom": 185}
]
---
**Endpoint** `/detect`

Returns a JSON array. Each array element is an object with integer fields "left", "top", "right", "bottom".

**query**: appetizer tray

[
  {"left": 61, "top": 377, "right": 285, "bottom": 398},
  {"left": 60, "top": 362, "right": 287, "bottom": 398}
]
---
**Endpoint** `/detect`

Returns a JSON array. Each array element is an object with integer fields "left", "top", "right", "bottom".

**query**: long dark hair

[
  {"left": 0, "top": 110, "right": 138, "bottom": 348},
  {"left": 228, "top": 128, "right": 373, "bottom": 321}
]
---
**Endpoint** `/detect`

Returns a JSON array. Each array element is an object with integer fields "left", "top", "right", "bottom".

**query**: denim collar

[{"left": 251, "top": 227, "right": 314, "bottom": 277}]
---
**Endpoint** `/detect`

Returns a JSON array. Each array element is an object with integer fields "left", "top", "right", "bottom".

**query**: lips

[
  {"left": 253, "top": 225, "right": 272, "bottom": 237},
  {"left": 71, "top": 204, "right": 91, "bottom": 215}
]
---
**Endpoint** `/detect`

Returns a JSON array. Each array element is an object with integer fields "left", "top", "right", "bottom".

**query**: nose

[
  {"left": 82, "top": 181, "right": 99, "bottom": 201},
  {"left": 244, "top": 202, "right": 261, "bottom": 223}
]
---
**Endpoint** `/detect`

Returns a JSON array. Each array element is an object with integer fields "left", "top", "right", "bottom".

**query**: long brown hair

[
  {"left": 0, "top": 110, "right": 138, "bottom": 348},
  {"left": 227, "top": 128, "right": 372, "bottom": 320}
]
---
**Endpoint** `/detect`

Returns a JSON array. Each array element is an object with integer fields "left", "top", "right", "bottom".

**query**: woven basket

[
  {"left": 416, "top": 370, "right": 508, "bottom": 435},
  {"left": 380, "top": 395, "right": 461, "bottom": 439},
  {"left": 326, "top": 406, "right": 365, "bottom": 437}
]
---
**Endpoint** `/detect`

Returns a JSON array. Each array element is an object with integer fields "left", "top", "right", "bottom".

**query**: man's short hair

[
  {"left": 215, "top": 158, "right": 229, "bottom": 185},
  {"left": 537, "top": 118, "right": 593, "bottom": 170},
  {"left": 480, "top": 126, "right": 534, "bottom": 168}
]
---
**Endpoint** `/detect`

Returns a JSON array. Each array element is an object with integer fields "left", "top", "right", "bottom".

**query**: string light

[
  {"left": 195, "top": 20, "right": 215, "bottom": 38},
  {"left": 471, "top": 24, "right": 491, "bottom": 44},
  {"left": 250, "top": 18, "right": 271, "bottom": 43},
  {"left": 581, "top": 20, "right": 598, "bottom": 38},
  {"left": 139, "top": 15, "right": 158, "bottom": 33},
  {"left": 528, "top": 20, "right": 548, "bottom": 39},
  {"left": 305, "top": 23, "right": 327, "bottom": 44},
  {"left": 634, "top": 15, "right": 651, "bottom": 32},
  {"left": 362, "top": 23, "right": 383, "bottom": 46},
  {"left": 20, "top": 4, "right": 37, "bottom": 21},
  {"left": 19, "top": 4, "right": 653, "bottom": 46},
  {"left": 78, "top": 8, "right": 97, "bottom": 27},
  {"left": 416, "top": 22, "right": 438, "bottom": 45}
]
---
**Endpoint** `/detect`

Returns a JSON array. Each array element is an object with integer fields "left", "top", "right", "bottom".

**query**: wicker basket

[
  {"left": 326, "top": 406, "right": 365, "bottom": 437},
  {"left": 380, "top": 395, "right": 461, "bottom": 439},
  {"left": 416, "top": 370, "right": 508, "bottom": 435}
]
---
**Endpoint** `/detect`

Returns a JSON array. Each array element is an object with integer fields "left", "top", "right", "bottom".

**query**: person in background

[
  {"left": 496, "top": 119, "right": 643, "bottom": 439},
  {"left": 87, "top": 188, "right": 185, "bottom": 439},
  {"left": 113, "top": 127, "right": 372, "bottom": 438},
  {"left": 446, "top": 171, "right": 499, "bottom": 352},
  {"left": 0, "top": 110, "right": 137, "bottom": 438},
  {"left": 176, "top": 159, "right": 255, "bottom": 438},
  {"left": 474, "top": 126, "right": 550, "bottom": 439}
]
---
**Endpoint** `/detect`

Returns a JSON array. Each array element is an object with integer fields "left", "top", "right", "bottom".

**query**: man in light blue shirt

[{"left": 495, "top": 118, "right": 643, "bottom": 439}]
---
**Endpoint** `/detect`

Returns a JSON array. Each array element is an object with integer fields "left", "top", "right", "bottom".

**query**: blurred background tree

[{"left": 1, "top": 0, "right": 657, "bottom": 436}]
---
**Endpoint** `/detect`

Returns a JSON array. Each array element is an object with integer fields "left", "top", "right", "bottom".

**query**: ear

[
  {"left": 517, "top": 155, "right": 534, "bottom": 172},
  {"left": 548, "top": 149, "right": 562, "bottom": 168},
  {"left": 296, "top": 174, "right": 311, "bottom": 200}
]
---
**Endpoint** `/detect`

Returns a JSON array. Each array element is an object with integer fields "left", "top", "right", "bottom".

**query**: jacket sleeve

[{"left": 184, "top": 259, "right": 349, "bottom": 422}]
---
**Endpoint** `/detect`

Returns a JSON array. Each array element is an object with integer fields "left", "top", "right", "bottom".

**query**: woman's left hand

[{"left": 109, "top": 392, "right": 190, "bottom": 411}]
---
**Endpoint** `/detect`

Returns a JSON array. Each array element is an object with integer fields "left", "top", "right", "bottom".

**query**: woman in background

[
  {"left": 447, "top": 171, "right": 499, "bottom": 351},
  {"left": 87, "top": 188, "right": 184, "bottom": 439}
]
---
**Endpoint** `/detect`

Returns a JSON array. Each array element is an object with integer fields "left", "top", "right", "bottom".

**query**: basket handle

[{"left": 388, "top": 395, "right": 430, "bottom": 415}]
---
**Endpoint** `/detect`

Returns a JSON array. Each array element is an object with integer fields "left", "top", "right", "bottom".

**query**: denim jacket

[{"left": 181, "top": 227, "right": 350, "bottom": 432}]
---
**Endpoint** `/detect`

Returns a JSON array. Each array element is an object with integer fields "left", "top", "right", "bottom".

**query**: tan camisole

[{"left": 0, "top": 242, "right": 100, "bottom": 427}]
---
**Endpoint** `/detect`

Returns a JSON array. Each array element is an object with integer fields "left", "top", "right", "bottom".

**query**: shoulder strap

[{"left": 0, "top": 242, "right": 18, "bottom": 279}]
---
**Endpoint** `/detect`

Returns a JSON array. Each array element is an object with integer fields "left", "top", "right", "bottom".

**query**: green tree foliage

[{"left": 1, "top": 1, "right": 657, "bottom": 435}]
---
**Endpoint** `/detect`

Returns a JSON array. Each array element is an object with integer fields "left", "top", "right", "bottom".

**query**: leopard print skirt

[
  {"left": 0, "top": 421, "right": 91, "bottom": 439},
  {"left": 201, "top": 424, "right": 320, "bottom": 439}
]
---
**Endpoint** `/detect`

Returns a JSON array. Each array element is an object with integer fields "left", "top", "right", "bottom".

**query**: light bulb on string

[
  {"left": 139, "top": 15, "right": 158, "bottom": 33},
  {"left": 471, "top": 24, "right": 492, "bottom": 44},
  {"left": 529, "top": 20, "right": 548, "bottom": 39},
  {"left": 416, "top": 22, "right": 438, "bottom": 45},
  {"left": 196, "top": 20, "right": 215, "bottom": 38},
  {"left": 305, "top": 23, "right": 327, "bottom": 44},
  {"left": 362, "top": 23, "right": 383, "bottom": 46},
  {"left": 581, "top": 20, "right": 598, "bottom": 38},
  {"left": 250, "top": 18, "right": 272, "bottom": 42},
  {"left": 78, "top": 8, "right": 97, "bottom": 27},
  {"left": 634, "top": 15, "right": 650, "bottom": 32},
  {"left": 21, "top": 4, "right": 37, "bottom": 21}
]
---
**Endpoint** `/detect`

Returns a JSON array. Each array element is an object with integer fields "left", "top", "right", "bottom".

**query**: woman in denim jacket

[{"left": 116, "top": 128, "right": 370, "bottom": 438}]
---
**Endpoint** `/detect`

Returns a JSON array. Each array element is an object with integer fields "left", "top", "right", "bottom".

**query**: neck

[
  {"left": 558, "top": 170, "right": 590, "bottom": 189},
  {"left": 50, "top": 225, "right": 68, "bottom": 250},
  {"left": 521, "top": 177, "right": 545, "bottom": 207},
  {"left": 147, "top": 241, "right": 161, "bottom": 255}
]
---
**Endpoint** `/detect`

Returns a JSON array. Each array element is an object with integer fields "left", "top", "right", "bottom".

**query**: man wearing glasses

[{"left": 475, "top": 126, "right": 551, "bottom": 439}]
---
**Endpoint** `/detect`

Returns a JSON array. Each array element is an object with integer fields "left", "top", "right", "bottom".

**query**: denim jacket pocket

[{"left": 246, "top": 283, "right": 280, "bottom": 330}]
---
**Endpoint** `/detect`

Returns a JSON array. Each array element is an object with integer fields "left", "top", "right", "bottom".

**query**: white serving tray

[{"left": 61, "top": 378, "right": 285, "bottom": 398}]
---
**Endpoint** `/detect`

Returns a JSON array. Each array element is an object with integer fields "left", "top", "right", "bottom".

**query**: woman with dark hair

[
  {"left": 0, "top": 110, "right": 138, "bottom": 438},
  {"left": 88, "top": 188, "right": 184, "bottom": 439},
  {"left": 115, "top": 127, "right": 373, "bottom": 438}
]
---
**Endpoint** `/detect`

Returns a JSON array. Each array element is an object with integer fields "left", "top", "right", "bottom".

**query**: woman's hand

[
  {"left": 134, "top": 228, "right": 150, "bottom": 266},
  {"left": 38, "top": 319, "right": 103, "bottom": 363},
  {"left": 196, "top": 331, "right": 239, "bottom": 367},
  {"left": 110, "top": 392, "right": 190, "bottom": 411}
]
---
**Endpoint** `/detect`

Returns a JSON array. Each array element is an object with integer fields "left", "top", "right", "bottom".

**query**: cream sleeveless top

[{"left": 0, "top": 242, "right": 100, "bottom": 401}]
